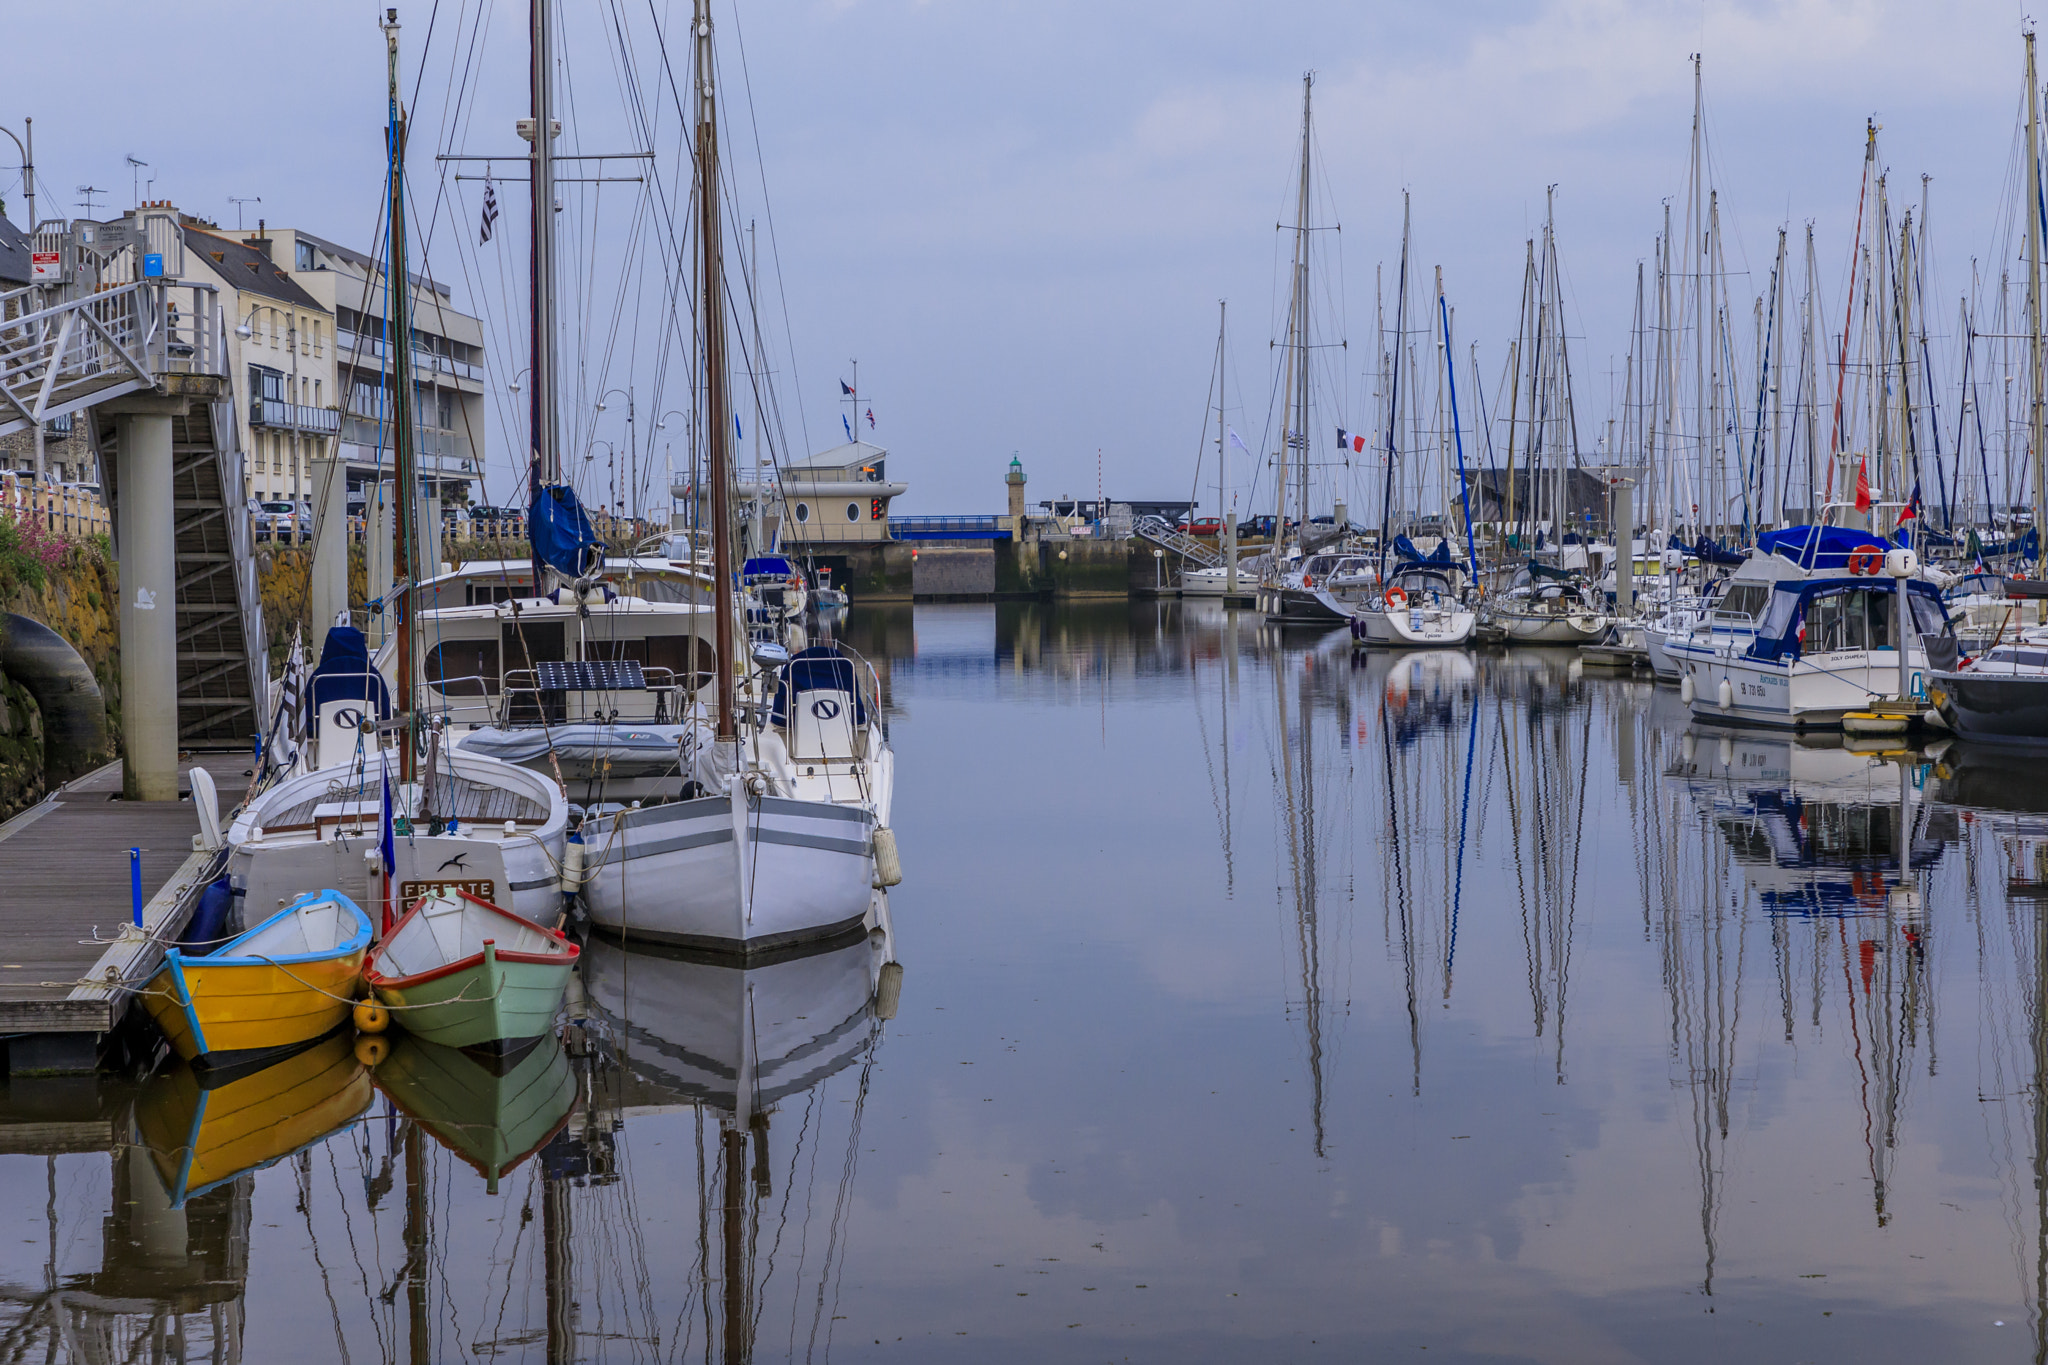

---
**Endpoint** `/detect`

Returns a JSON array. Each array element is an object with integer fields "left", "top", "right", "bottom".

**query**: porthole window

[
  {"left": 846, "top": 501, "right": 860, "bottom": 522},
  {"left": 794, "top": 502, "right": 810, "bottom": 523}
]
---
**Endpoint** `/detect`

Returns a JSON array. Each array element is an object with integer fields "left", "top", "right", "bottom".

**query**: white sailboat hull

[
  {"left": 1353, "top": 607, "right": 1476, "bottom": 648},
  {"left": 581, "top": 782, "right": 878, "bottom": 955},
  {"left": 1498, "top": 612, "right": 1610, "bottom": 645}
]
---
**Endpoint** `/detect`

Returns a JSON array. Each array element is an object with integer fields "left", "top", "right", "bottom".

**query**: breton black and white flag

[{"left": 480, "top": 182, "right": 500, "bottom": 244}]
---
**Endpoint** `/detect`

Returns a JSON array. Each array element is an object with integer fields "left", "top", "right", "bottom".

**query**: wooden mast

[
  {"left": 2027, "top": 29, "right": 2045, "bottom": 568},
  {"left": 696, "top": 0, "right": 737, "bottom": 739},
  {"left": 385, "top": 7, "right": 417, "bottom": 789}
]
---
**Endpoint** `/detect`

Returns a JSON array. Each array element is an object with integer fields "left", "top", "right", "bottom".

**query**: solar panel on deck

[{"left": 535, "top": 660, "right": 646, "bottom": 691}]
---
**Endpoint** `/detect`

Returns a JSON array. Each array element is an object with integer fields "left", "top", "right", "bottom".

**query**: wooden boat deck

[
  {"left": 262, "top": 770, "right": 548, "bottom": 830},
  {"left": 0, "top": 756, "right": 251, "bottom": 1065}
]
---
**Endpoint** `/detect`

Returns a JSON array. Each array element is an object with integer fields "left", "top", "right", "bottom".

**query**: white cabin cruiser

[
  {"left": 1350, "top": 563, "right": 1476, "bottom": 648},
  {"left": 1664, "top": 525, "right": 1952, "bottom": 730}
]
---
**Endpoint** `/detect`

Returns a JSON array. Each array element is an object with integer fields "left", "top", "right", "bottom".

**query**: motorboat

[{"left": 1663, "top": 524, "right": 1953, "bottom": 730}]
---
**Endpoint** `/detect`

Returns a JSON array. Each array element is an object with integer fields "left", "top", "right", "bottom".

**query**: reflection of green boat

[
  {"left": 373, "top": 1030, "right": 575, "bottom": 1193},
  {"left": 134, "top": 1031, "right": 373, "bottom": 1207}
]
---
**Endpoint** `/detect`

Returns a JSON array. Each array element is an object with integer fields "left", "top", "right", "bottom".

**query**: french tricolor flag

[{"left": 1336, "top": 428, "right": 1366, "bottom": 455}]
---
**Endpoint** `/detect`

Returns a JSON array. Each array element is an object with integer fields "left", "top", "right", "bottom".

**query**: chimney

[{"left": 245, "top": 217, "right": 272, "bottom": 261}]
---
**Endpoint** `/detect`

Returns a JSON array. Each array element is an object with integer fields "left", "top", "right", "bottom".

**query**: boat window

[
  {"left": 645, "top": 632, "right": 716, "bottom": 685},
  {"left": 1715, "top": 583, "right": 1770, "bottom": 623},
  {"left": 1803, "top": 591, "right": 1867, "bottom": 652},
  {"left": 1755, "top": 588, "right": 1800, "bottom": 641},
  {"left": 1908, "top": 591, "right": 1948, "bottom": 638},
  {"left": 583, "top": 633, "right": 645, "bottom": 664},
  {"left": 424, "top": 638, "right": 499, "bottom": 695},
  {"left": 502, "top": 620, "right": 566, "bottom": 672},
  {"left": 794, "top": 502, "right": 810, "bottom": 523}
]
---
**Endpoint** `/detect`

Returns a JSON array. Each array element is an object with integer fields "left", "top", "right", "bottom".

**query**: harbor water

[{"left": 4, "top": 600, "right": 2046, "bottom": 1362}]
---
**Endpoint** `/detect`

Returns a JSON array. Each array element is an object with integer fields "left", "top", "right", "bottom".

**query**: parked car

[{"left": 254, "top": 500, "right": 299, "bottom": 540}]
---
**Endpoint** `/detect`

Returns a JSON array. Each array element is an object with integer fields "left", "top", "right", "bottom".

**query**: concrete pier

[{"left": 113, "top": 410, "right": 179, "bottom": 802}]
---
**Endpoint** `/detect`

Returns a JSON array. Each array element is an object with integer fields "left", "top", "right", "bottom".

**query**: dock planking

[{"left": 0, "top": 755, "right": 250, "bottom": 1039}]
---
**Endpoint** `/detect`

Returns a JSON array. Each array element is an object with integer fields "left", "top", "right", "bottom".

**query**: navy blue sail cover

[
  {"left": 308, "top": 624, "right": 391, "bottom": 716},
  {"left": 770, "top": 645, "right": 870, "bottom": 728},
  {"left": 529, "top": 484, "right": 604, "bottom": 578}
]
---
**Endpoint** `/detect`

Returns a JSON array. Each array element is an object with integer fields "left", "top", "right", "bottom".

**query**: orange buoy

[{"left": 353, "top": 999, "right": 390, "bottom": 1034}]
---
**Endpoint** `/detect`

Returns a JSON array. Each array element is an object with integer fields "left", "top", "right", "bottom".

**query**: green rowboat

[{"left": 365, "top": 888, "right": 579, "bottom": 1053}]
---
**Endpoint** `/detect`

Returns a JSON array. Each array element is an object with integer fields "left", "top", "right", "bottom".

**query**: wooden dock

[{"left": 0, "top": 755, "right": 250, "bottom": 1072}]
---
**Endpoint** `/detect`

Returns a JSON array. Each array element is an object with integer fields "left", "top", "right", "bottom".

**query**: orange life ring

[
  {"left": 1302, "top": 574, "right": 1314, "bottom": 589},
  {"left": 1847, "top": 548, "right": 1880, "bottom": 576},
  {"left": 786, "top": 575, "right": 802, "bottom": 592},
  {"left": 1385, "top": 586, "right": 1409, "bottom": 608}
]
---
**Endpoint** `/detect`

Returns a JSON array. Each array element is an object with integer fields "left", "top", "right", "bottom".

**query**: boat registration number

[{"left": 399, "top": 879, "right": 495, "bottom": 903}]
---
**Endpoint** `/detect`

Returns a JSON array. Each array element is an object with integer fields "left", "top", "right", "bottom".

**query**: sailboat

[
  {"left": 226, "top": 10, "right": 569, "bottom": 925},
  {"left": 1256, "top": 74, "right": 1354, "bottom": 626},
  {"left": 579, "top": 0, "right": 900, "bottom": 957},
  {"left": 1353, "top": 242, "right": 1479, "bottom": 648}
]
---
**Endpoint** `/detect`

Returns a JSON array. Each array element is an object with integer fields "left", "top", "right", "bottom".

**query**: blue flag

[
  {"left": 736, "top": 414, "right": 743, "bottom": 441},
  {"left": 843, "top": 413, "right": 853, "bottom": 441},
  {"left": 379, "top": 765, "right": 396, "bottom": 930}
]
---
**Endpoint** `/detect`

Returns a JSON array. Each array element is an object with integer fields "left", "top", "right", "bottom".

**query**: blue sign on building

[{"left": 141, "top": 253, "right": 165, "bottom": 278}]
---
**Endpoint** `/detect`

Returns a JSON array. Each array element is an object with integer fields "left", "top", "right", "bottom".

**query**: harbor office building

[
  {"left": 33, "top": 206, "right": 485, "bottom": 510},
  {"left": 706, "top": 439, "right": 909, "bottom": 551}
]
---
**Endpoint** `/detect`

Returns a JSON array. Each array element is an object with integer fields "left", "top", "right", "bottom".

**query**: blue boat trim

[{"left": 209, "top": 889, "right": 373, "bottom": 967}]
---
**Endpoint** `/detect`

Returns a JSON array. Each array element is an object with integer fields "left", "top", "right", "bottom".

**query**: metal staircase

[
  {"left": 0, "top": 280, "right": 220, "bottom": 438},
  {"left": 93, "top": 398, "right": 268, "bottom": 746},
  {"left": 1133, "top": 514, "right": 1222, "bottom": 569}
]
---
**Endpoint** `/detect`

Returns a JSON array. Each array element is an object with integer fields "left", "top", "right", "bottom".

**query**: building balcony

[{"left": 250, "top": 399, "right": 343, "bottom": 434}]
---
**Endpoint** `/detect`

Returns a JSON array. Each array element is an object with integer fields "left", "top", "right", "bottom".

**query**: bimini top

[
  {"left": 742, "top": 556, "right": 796, "bottom": 579},
  {"left": 1755, "top": 524, "right": 1890, "bottom": 572}
]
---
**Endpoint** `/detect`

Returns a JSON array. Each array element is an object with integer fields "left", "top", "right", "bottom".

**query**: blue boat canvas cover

[{"left": 529, "top": 484, "right": 604, "bottom": 579}]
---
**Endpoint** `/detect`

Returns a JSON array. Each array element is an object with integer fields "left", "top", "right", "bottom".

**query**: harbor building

[{"left": 718, "top": 438, "right": 909, "bottom": 548}]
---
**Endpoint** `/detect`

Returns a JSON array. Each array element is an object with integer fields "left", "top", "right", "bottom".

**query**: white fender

[{"left": 1716, "top": 677, "right": 1734, "bottom": 711}]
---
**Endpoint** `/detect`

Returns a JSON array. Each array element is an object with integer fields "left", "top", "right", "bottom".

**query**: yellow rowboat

[
  {"left": 140, "top": 889, "right": 373, "bottom": 1067},
  {"left": 133, "top": 1030, "right": 374, "bottom": 1206}
]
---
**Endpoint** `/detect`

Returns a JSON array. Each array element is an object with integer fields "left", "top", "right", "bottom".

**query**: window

[
  {"left": 424, "top": 638, "right": 499, "bottom": 696},
  {"left": 295, "top": 240, "right": 314, "bottom": 272},
  {"left": 793, "top": 502, "right": 810, "bottom": 523},
  {"left": 846, "top": 501, "right": 860, "bottom": 523},
  {"left": 312, "top": 320, "right": 322, "bottom": 356},
  {"left": 438, "top": 392, "right": 455, "bottom": 429}
]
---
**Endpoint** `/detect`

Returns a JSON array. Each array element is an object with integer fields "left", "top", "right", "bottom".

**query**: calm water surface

[{"left": 6, "top": 599, "right": 2048, "bottom": 1362}]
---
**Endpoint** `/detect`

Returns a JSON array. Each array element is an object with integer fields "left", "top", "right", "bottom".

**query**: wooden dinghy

[
  {"left": 372, "top": 1030, "right": 576, "bottom": 1193},
  {"left": 364, "top": 888, "right": 579, "bottom": 1053},
  {"left": 134, "top": 1031, "right": 374, "bottom": 1207},
  {"left": 141, "top": 889, "right": 372, "bottom": 1067}
]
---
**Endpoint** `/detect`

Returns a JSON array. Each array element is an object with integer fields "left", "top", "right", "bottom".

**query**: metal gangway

[
  {"left": 0, "top": 278, "right": 221, "bottom": 438},
  {"left": 1133, "top": 514, "right": 1222, "bottom": 568},
  {"left": 0, "top": 241, "right": 266, "bottom": 783}
]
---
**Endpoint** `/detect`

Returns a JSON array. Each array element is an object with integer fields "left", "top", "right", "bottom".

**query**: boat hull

[
  {"left": 1929, "top": 670, "right": 2048, "bottom": 746},
  {"left": 142, "top": 948, "right": 366, "bottom": 1067},
  {"left": 1498, "top": 612, "right": 1609, "bottom": 645},
  {"left": 1263, "top": 585, "right": 1347, "bottom": 622},
  {"left": 1352, "top": 608, "right": 1476, "bottom": 648},
  {"left": 374, "top": 949, "right": 575, "bottom": 1051},
  {"left": 581, "top": 787, "right": 877, "bottom": 956},
  {"left": 1670, "top": 635, "right": 1927, "bottom": 730}
]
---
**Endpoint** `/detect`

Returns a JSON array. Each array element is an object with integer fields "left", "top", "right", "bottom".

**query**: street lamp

[
  {"left": 597, "top": 387, "right": 636, "bottom": 522},
  {"left": 0, "top": 118, "right": 33, "bottom": 229},
  {"left": 585, "top": 440, "right": 616, "bottom": 530},
  {"left": 506, "top": 366, "right": 532, "bottom": 394}
]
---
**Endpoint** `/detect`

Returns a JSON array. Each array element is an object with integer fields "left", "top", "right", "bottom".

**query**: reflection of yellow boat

[
  {"left": 139, "top": 889, "right": 373, "bottom": 1066},
  {"left": 134, "top": 1031, "right": 373, "bottom": 1206},
  {"left": 374, "top": 1031, "right": 575, "bottom": 1193}
]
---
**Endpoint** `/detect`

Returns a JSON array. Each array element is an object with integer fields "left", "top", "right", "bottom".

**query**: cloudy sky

[{"left": 3, "top": 0, "right": 2034, "bottom": 515}]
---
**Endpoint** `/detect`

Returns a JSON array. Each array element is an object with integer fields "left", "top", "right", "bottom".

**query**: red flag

[{"left": 1853, "top": 456, "right": 1872, "bottom": 514}]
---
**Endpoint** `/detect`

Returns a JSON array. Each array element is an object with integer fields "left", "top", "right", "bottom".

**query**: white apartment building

[{"left": 49, "top": 204, "right": 486, "bottom": 508}]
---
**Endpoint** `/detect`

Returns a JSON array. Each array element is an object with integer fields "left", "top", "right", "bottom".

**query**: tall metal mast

[
  {"left": 385, "top": 7, "right": 417, "bottom": 788},
  {"left": 1273, "top": 74, "right": 1311, "bottom": 557},
  {"left": 2028, "top": 28, "right": 2045, "bottom": 566},
  {"left": 697, "top": 0, "right": 737, "bottom": 739},
  {"left": 529, "top": 0, "right": 560, "bottom": 491}
]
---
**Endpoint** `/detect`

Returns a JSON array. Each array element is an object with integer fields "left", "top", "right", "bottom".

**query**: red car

[{"left": 1183, "top": 517, "right": 1223, "bottom": 536}]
